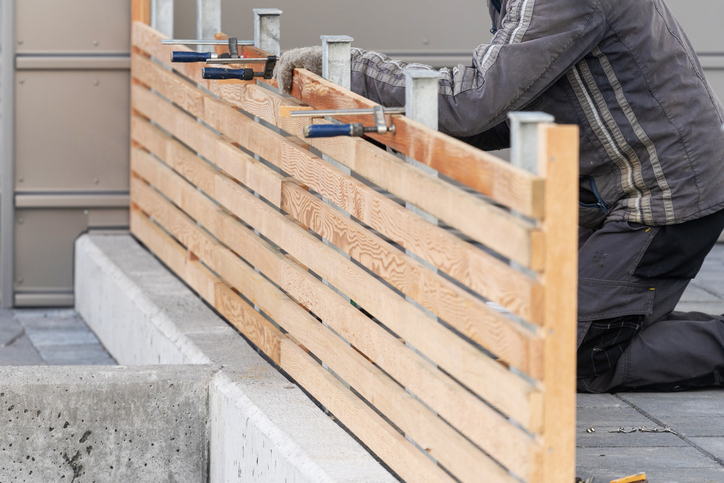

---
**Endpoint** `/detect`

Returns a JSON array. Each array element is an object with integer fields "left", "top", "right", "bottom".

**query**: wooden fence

[{"left": 129, "top": 5, "right": 579, "bottom": 482}]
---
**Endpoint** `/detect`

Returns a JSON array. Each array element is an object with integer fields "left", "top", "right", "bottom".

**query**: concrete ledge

[
  {"left": 75, "top": 233, "right": 394, "bottom": 482},
  {"left": 0, "top": 365, "right": 213, "bottom": 482}
]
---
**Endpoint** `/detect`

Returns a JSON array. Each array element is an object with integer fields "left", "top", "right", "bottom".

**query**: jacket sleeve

[{"left": 350, "top": 0, "right": 606, "bottom": 137}]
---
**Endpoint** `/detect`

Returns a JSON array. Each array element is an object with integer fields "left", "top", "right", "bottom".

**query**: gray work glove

[{"left": 273, "top": 46, "right": 323, "bottom": 93}]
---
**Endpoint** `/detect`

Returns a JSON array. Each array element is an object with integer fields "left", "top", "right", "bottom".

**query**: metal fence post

[
  {"left": 254, "top": 9, "right": 282, "bottom": 57},
  {"left": 404, "top": 69, "right": 441, "bottom": 224},
  {"left": 196, "top": 0, "right": 220, "bottom": 51},
  {"left": 321, "top": 35, "right": 353, "bottom": 90},
  {"left": 508, "top": 111, "right": 555, "bottom": 176},
  {"left": 151, "top": 0, "right": 174, "bottom": 38},
  {"left": 1, "top": 0, "right": 16, "bottom": 307}
]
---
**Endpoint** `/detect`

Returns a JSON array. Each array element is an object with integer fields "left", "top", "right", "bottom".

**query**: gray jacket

[{"left": 350, "top": 0, "right": 724, "bottom": 228}]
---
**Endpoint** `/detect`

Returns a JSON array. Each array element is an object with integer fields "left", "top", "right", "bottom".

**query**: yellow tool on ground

[{"left": 610, "top": 473, "right": 647, "bottom": 483}]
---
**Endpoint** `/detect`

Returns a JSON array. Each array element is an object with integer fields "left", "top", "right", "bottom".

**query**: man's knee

[{"left": 577, "top": 315, "right": 643, "bottom": 379}]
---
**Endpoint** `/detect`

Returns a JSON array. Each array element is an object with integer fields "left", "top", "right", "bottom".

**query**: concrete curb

[
  {"left": 0, "top": 365, "right": 214, "bottom": 482},
  {"left": 75, "top": 233, "right": 395, "bottom": 482}
]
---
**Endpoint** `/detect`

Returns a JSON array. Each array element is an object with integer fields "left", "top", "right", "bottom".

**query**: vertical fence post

[
  {"left": 196, "top": 0, "right": 220, "bottom": 51},
  {"left": 151, "top": 0, "right": 174, "bottom": 37},
  {"left": 404, "top": 70, "right": 441, "bottom": 225},
  {"left": 321, "top": 35, "right": 354, "bottom": 90},
  {"left": 254, "top": 9, "right": 282, "bottom": 57},
  {"left": 538, "top": 123, "right": 579, "bottom": 483},
  {"left": 508, "top": 111, "right": 555, "bottom": 176},
  {"left": 319, "top": 35, "right": 354, "bottom": 304},
  {"left": 403, "top": 71, "right": 442, "bottom": 325}
]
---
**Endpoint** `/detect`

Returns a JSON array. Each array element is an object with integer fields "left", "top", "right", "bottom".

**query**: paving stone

[
  {"left": 577, "top": 406, "right": 684, "bottom": 448},
  {"left": 39, "top": 344, "right": 116, "bottom": 365},
  {"left": 13, "top": 309, "right": 87, "bottom": 330},
  {"left": 0, "top": 316, "right": 24, "bottom": 347},
  {"left": 577, "top": 393, "right": 626, "bottom": 409},
  {"left": 577, "top": 446, "right": 724, "bottom": 483},
  {"left": 688, "top": 437, "right": 724, "bottom": 462},
  {"left": 619, "top": 391, "right": 724, "bottom": 418},
  {"left": 675, "top": 301, "right": 724, "bottom": 315},
  {"left": 679, "top": 284, "right": 723, "bottom": 303},
  {"left": 0, "top": 334, "right": 46, "bottom": 366},
  {"left": 24, "top": 328, "right": 99, "bottom": 348}
]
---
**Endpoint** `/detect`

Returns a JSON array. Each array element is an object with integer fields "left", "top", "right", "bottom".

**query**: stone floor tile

[
  {"left": 688, "top": 437, "right": 724, "bottom": 462},
  {"left": 576, "top": 446, "right": 724, "bottom": 483},
  {"left": 13, "top": 309, "right": 87, "bottom": 330},
  {"left": 0, "top": 317, "right": 24, "bottom": 347},
  {"left": 679, "top": 284, "right": 723, "bottom": 303},
  {"left": 618, "top": 391, "right": 724, "bottom": 418},
  {"left": 577, "top": 393, "right": 626, "bottom": 409},
  {"left": 24, "top": 329, "right": 99, "bottom": 348},
  {"left": 577, "top": 406, "right": 685, "bottom": 448},
  {"left": 0, "top": 334, "right": 46, "bottom": 366},
  {"left": 39, "top": 345, "right": 116, "bottom": 365}
]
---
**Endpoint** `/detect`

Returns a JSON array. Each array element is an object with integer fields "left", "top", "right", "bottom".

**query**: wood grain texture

[
  {"left": 129, "top": 208, "right": 285, "bottom": 364},
  {"left": 281, "top": 179, "right": 543, "bottom": 378},
  {"left": 280, "top": 340, "right": 452, "bottom": 483},
  {"left": 130, "top": 24, "right": 544, "bottom": 271},
  {"left": 131, "top": 206, "right": 446, "bottom": 482},
  {"left": 130, "top": 135, "right": 541, "bottom": 477},
  {"left": 129, "top": 58, "right": 539, "bottom": 272},
  {"left": 290, "top": 69, "right": 545, "bottom": 218},
  {"left": 131, "top": 1, "right": 151, "bottom": 24},
  {"left": 131, "top": 175, "right": 510, "bottom": 483},
  {"left": 128, "top": 127, "right": 540, "bottom": 430},
  {"left": 538, "top": 124, "right": 579, "bottom": 483}
]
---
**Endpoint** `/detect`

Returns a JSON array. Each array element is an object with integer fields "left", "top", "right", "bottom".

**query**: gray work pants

[{"left": 576, "top": 213, "right": 724, "bottom": 393}]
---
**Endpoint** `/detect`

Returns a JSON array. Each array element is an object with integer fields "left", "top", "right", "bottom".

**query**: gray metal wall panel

[
  {"left": 16, "top": 0, "right": 131, "bottom": 54},
  {"left": 664, "top": 0, "right": 724, "bottom": 54},
  {"left": 14, "top": 70, "right": 130, "bottom": 192}
]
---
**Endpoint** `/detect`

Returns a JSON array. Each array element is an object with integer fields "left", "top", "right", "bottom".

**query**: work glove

[{"left": 274, "top": 46, "right": 323, "bottom": 93}]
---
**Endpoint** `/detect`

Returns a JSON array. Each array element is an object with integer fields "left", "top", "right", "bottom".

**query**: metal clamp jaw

[
  {"left": 163, "top": 37, "right": 253, "bottom": 63},
  {"left": 288, "top": 105, "right": 404, "bottom": 138},
  {"left": 201, "top": 55, "right": 277, "bottom": 80}
]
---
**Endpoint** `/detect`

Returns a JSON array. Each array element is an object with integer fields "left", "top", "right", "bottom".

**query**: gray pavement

[
  {"left": 577, "top": 243, "right": 724, "bottom": 482},
  {"left": 0, "top": 308, "right": 116, "bottom": 366}
]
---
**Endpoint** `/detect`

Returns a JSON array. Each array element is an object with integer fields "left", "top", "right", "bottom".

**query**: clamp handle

[
  {"left": 304, "top": 124, "right": 365, "bottom": 138},
  {"left": 202, "top": 67, "right": 255, "bottom": 81},
  {"left": 172, "top": 51, "right": 211, "bottom": 63}
]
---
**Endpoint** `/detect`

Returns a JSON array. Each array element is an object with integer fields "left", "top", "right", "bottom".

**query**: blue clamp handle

[
  {"left": 171, "top": 51, "right": 211, "bottom": 63},
  {"left": 202, "top": 67, "right": 254, "bottom": 81},
  {"left": 304, "top": 124, "right": 364, "bottom": 138}
]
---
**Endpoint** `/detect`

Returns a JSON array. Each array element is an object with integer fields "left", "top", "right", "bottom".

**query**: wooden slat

[
  {"left": 127, "top": 109, "right": 540, "bottom": 431},
  {"left": 132, "top": 175, "right": 504, "bottom": 483},
  {"left": 130, "top": 25, "right": 544, "bottom": 314},
  {"left": 131, "top": 0, "right": 151, "bottom": 24},
  {"left": 130, "top": 209, "right": 450, "bottom": 483},
  {"left": 281, "top": 178, "right": 543, "bottom": 378},
  {"left": 539, "top": 125, "right": 579, "bottom": 483},
  {"left": 130, "top": 50, "right": 542, "bottom": 278},
  {"left": 130, "top": 26, "right": 545, "bottom": 271},
  {"left": 129, "top": 207, "right": 286, "bottom": 364},
  {"left": 280, "top": 339, "right": 450, "bottom": 483},
  {"left": 289, "top": 70, "right": 545, "bottom": 218},
  {"left": 130, "top": 134, "right": 540, "bottom": 477}
]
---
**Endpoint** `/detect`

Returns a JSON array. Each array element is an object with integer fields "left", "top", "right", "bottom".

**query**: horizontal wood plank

[
  {"left": 131, "top": 174, "right": 520, "bottom": 482},
  {"left": 130, "top": 26, "right": 545, "bottom": 273},
  {"left": 130, "top": 208, "right": 450, "bottom": 483},
  {"left": 130, "top": 135, "right": 541, "bottom": 476},
  {"left": 129, "top": 207, "right": 286, "bottom": 364},
  {"left": 127, "top": 120, "right": 541, "bottom": 430}
]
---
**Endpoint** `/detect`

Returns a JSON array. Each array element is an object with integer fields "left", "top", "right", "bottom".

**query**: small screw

[
  {"left": 83, "top": 210, "right": 89, "bottom": 216},
  {"left": 422, "top": 38, "right": 429, "bottom": 45},
  {"left": 550, "top": 156, "right": 555, "bottom": 162},
  {"left": 19, "top": 79, "right": 24, "bottom": 85},
  {"left": 548, "top": 448, "right": 554, "bottom": 453},
  {"left": 93, "top": 40, "right": 99, "bottom": 46},
  {"left": 18, "top": 176, "right": 24, "bottom": 183},
  {"left": 93, "top": 178, "right": 99, "bottom": 184},
  {"left": 586, "top": 427, "right": 595, "bottom": 433},
  {"left": 17, "top": 40, "right": 23, "bottom": 45},
  {"left": 93, "top": 80, "right": 100, "bottom": 86},
  {"left": 17, "top": 218, "right": 24, "bottom": 225},
  {"left": 16, "top": 278, "right": 23, "bottom": 284},
  {"left": 548, "top": 329, "right": 554, "bottom": 335}
]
